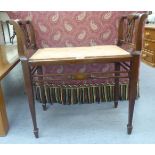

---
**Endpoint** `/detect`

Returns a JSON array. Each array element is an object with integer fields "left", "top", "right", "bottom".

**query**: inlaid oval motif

[
  {"left": 53, "top": 31, "right": 61, "bottom": 41},
  {"left": 77, "top": 30, "right": 86, "bottom": 40},
  {"left": 51, "top": 12, "right": 59, "bottom": 23},
  {"left": 65, "top": 40, "right": 73, "bottom": 47},
  {"left": 103, "top": 12, "right": 112, "bottom": 20},
  {"left": 90, "top": 20, "right": 98, "bottom": 31},
  {"left": 57, "top": 65, "right": 64, "bottom": 74},
  {"left": 76, "top": 12, "right": 86, "bottom": 21},
  {"left": 38, "top": 23, "right": 47, "bottom": 33},
  {"left": 101, "top": 29, "right": 111, "bottom": 40},
  {"left": 90, "top": 39, "right": 97, "bottom": 46},
  {"left": 64, "top": 21, "right": 73, "bottom": 32}
]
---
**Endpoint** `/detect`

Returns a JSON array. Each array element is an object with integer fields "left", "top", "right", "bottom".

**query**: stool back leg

[
  {"left": 114, "top": 62, "right": 120, "bottom": 108},
  {"left": 37, "top": 66, "right": 47, "bottom": 111},
  {"left": 127, "top": 54, "right": 139, "bottom": 134},
  {"left": 21, "top": 58, "right": 39, "bottom": 138}
]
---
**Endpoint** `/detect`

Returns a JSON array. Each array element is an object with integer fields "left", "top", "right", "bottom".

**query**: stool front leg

[
  {"left": 127, "top": 54, "right": 139, "bottom": 134},
  {"left": 21, "top": 58, "right": 39, "bottom": 138}
]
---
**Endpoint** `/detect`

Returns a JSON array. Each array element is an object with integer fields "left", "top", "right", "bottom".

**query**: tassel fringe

[{"left": 34, "top": 83, "right": 139, "bottom": 105}]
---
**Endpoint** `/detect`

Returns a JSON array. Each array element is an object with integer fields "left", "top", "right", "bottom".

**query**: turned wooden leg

[
  {"left": 21, "top": 58, "right": 39, "bottom": 138},
  {"left": 37, "top": 66, "right": 47, "bottom": 111},
  {"left": 0, "top": 82, "right": 9, "bottom": 136},
  {"left": 114, "top": 62, "right": 120, "bottom": 108},
  {"left": 127, "top": 54, "right": 139, "bottom": 134}
]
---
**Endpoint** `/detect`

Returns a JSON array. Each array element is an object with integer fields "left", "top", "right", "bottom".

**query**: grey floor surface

[{"left": 0, "top": 62, "right": 155, "bottom": 144}]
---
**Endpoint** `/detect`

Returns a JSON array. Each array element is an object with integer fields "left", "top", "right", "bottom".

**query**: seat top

[{"left": 29, "top": 45, "right": 130, "bottom": 63}]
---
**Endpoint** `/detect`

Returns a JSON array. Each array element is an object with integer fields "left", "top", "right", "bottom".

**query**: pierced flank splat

[
  {"left": 125, "top": 16, "right": 138, "bottom": 43},
  {"left": 117, "top": 14, "right": 147, "bottom": 52}
]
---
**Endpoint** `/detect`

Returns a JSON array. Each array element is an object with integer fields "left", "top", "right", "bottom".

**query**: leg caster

[
  {"left": 127, "top": 124, "right": 133, "bottom": 135},
  {"left": 34, "top": 128, "right": 39, "bottom": 138}
]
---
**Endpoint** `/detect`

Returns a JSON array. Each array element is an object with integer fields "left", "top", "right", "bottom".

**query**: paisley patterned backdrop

[{"left": 7, "top": 11, "right": 142, "bottom": 48}]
